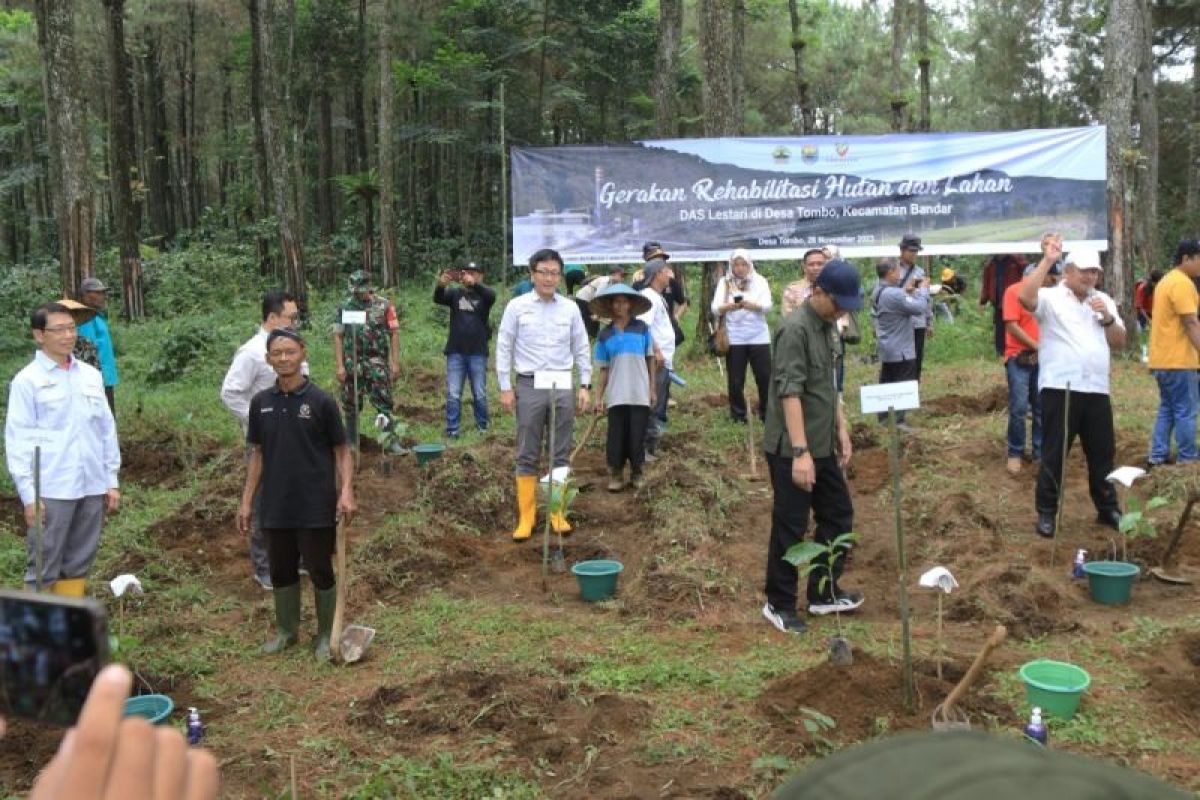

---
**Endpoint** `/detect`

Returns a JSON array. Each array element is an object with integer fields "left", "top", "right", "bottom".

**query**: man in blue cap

[{"left": 760, "top": 259, "right": 865, "bottom": 634}]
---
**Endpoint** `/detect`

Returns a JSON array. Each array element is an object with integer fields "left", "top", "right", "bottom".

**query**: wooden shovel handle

[
  {"left": 331, "top": 522, "right": 347, "bottom": 660},
  {"left": 942, "top": 624, "right": 1006, "bottom": 711},
  {"left": 570, "top": 413, "right": 602, "bottom": 465},
  {"left": 1160, "top": 497, "right": 1197, "bottom": 568}
]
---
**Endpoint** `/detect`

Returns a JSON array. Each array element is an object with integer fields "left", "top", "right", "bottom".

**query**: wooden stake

[
  {"left": 290, "top": 754, "right": 298, "bottom": 799},
  {"left": 936, "top": 592, "right": 944, "bottom": 682},
  {"left": 541, "top": 383, "right": 556, "bottom": 591},
  {"left": 1051, "top": 382, "right": 1070, "bottom": 567},
  {"left": 331, "top": 522, "right": 346, "bottom": 661},
  {"left": 888, "top": 407, "right": 915, "bottom": 711}
]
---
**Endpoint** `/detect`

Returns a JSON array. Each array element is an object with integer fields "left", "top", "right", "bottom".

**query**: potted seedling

[
  {"left": 784, "top": 532, "right": 859, "bottom": 666},
  {"left": 1082, "top": 493, "right": 1169, "bottom": 606},
  {"left": 542, "top": 469, "right": 577, "bottom": 573},
  {"left": 377, "top": 419, "right": 411, "bottom": 474}
]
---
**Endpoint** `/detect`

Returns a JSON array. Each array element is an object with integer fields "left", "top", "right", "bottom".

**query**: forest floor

[{"left": 1, "top": 330, "right": 1199, "bottom": 798}]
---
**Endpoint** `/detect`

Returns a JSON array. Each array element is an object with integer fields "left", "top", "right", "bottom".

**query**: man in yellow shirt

[{"left": 1147, "top": 239, "right": 1200, "bottom": 466}]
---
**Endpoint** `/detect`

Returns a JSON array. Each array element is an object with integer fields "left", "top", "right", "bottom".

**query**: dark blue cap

[{"left": 815, "top": 259, "right": 864, "bottom": 311}]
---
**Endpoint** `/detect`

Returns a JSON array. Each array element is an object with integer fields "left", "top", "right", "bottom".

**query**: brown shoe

[
  {"left": 1006, "top": 456, "right": 1022, "bottom": 475},
  {"left": 607, "top": 469, "right": 625, "bottom": 492}
]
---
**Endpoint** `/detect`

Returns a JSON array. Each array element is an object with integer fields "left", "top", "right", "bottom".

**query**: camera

[{"left": 733, "top": 294, "right": 744, "bottom": 303}]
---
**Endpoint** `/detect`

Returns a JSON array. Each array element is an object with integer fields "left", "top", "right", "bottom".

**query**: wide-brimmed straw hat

[
  {"left": 56, "top": 298, "right": 97, "bottom": 326},
  {"left": 589, "top": 283, "right": 651, "bottom": 318}
]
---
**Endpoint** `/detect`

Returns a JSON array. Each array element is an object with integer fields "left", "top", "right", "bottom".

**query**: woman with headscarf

[{"left": 711, "top": 248, "right": 773, "bottom": 422}]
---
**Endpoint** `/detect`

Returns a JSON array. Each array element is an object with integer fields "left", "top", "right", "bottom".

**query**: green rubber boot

[
  {"left": 313, "top": 586, "right": 338, "bottom": 662},
  {"left": 262, "top": 583, "right": 301, "bottom": 654}
]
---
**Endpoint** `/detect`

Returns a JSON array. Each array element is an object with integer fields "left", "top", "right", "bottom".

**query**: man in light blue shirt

[
  {"left": 77, "top": 276, "right": 119, "bottom": 414},
  {"left": 5, "top": 302, "right": 121, "bottom": 596}
]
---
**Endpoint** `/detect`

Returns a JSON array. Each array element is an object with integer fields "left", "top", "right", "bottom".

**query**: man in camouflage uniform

[{"left": 333, "top": 271, "right": 400, "bottom": 436}]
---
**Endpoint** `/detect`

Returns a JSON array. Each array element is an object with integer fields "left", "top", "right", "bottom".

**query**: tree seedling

[
  {"left": 546, "top": 473, "right": 578, "bottom": 574},
  {"left": 1115, "top": 494, "right": 1169, "bottom": 562},
  {"left": 784, "top": 532, "right": 859, "bottom": 666}
]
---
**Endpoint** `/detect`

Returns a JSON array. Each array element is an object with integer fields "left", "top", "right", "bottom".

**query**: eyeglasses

[
  {"left": 43, "top": 325, "right": 77, "bottom": 335},
  {"left": 533, "top": 269, "right": 561, "bottom": 278}
]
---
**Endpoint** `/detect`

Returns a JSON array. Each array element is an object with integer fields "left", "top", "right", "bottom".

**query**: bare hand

[
  {"left": 500, "top": 390, "right": 515, "bottom": 413},
  {"left": 23, "top": 501, "right": 44, "bottom": 529},
  {"left": 837, "top": 428, "right": 853, "bottom": 469},
  {"left": 29, "top": 664, "right": 219, "bottom": 800},
  {"left": 437, "top": 270, "right": 452, "bottom": 286},
  {"left": 593, "top": 399, "right": 605, "bottom": 415},
  {"left": 336, "top": 366, "right": 347, "bottom": 384},
  {"left": 654, "top": 350, "right": 665, "bottom": 368},
  {"left": 337, "top": 488, "right": 357, "bottom": 525},
  {"left": 648, "top": 391, "right": 657, "bottom": 409},
  {"left": 791, "top": 453, "right": 815, "bottom": 492},
  {"left": 236, "top": 501, "right": 252, "bottom": 535},
  {"left": 1089, "top": 296, "right": 1107, "bottom": 317},
  {"left": 389, "top": 361, "right": 400, "bottom": 383},
  {"left": 577, "top": 387, "right": 590, "bottom": 413},
  {"left": 104, "top": 489, "right": 120, "bottom": 515}
]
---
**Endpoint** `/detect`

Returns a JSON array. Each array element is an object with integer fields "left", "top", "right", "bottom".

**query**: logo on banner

[
  {"left": 801, "top": 145, "right": 819, "bottom": 164},
  {"left": 772, "top": 145, "right": 791, "bottom": 164},
  {"left": 835, "top": 143, "right": 850, "bottom": 158}
]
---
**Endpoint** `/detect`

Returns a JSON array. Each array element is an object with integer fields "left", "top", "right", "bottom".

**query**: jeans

[
  {"left": 1149, "top": 369, "right": 1199, "bottom": 464},
  {"left": 645, "top": 367, "right": 671, "bottom": 454},
  {"left": 1005, "top": 357, "right": 1042, "bottom": 458},
  {"left": 446, "top": 353, "right": 489, "bottom": 435}
]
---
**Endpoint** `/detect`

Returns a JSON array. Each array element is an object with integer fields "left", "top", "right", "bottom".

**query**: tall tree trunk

[
  {"left": 890, "top": 0, "right": 908, "bottom": 132},
  {"left": 1133, "top": 0, "right": 1159, "bottom": 274},
  {"left": 1187, "top": 27, "right": 1200, "bottom": 222},
  {"left": 187, "top": 0, "right": 199, "bottom": 225},
  {"left": 653, "top": 0, "right": 682, "bottom": 138},
  {"left": 352, "top": 0, "right": 369, "bottom": 172},
  {"left": 536, "top": 0, "right": 550, "bottom": 139},
  {"left": 1102, "top": 0, "right": 1139, "bottom": 341},
  {"left": 34, "top": 0, "right": 93, "bottom": 296},
  {"left": 787, "top": 0, "right": 810, "bottom": 133},
  {"left": 700, "top": 0, "right": 737, "bottom": 137},
  {"left": 103, "top": 0, "right": 144, "bottom": 319},
  {"left": 316, "top": 88, "right": 335, "bottom": 237},
  {"left": 731, "top": 0, "right": 745, "bottom": 134},
  {"left": 247, "top": 0, "right": 274, "bottom": 275},
  {"left": 174, "top": 44, "right": 191, "bottom": 230},
  {"left": 916, "top": 0, "right": 930, "bottom": 131},
  {"left": 378, "top": 0, "right": 397, "bottom": 288},
  {"left": 253, "top": 0, "right": 306, "bottom": 305},
  {"left": 142, "top": 35, "right": 175, "bottom": 246}
]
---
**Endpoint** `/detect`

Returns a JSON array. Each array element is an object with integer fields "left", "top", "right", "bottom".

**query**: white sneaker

[
  {"left": 808, "top": 591, "right": 865, "bottom": 616},
  {"left": 761, "top": 602, "right": 807, "bottom": 634}
]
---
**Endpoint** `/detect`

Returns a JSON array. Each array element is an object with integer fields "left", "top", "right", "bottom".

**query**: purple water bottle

[
  {"left": 1024, "top": 707, "right": 1047, "bottom": 746},
  {"left": 186, "top": 707, "right": 204, "bottom": 746},
  {"left": 1072, "top": 549, "right": 1087, "bottom": 580}
]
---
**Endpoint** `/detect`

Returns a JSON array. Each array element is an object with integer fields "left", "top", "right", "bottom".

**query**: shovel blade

[
  {"left": 550, "top": 550, "right": 567, "bottom": 574},
  {"left": 340, "top": 625, "right": 376, "bottom": 663},
  {"left": 1150, "top": 567, "right": 1193, "bottom": 585}
]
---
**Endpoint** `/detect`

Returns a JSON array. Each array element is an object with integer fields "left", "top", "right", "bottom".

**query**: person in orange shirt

[
  {"left": 1147, "top": 240, "right": 1200, "bottom": 466},
  {"left": 1002, "top": 250, "right": 1061, "bottom": 475}
]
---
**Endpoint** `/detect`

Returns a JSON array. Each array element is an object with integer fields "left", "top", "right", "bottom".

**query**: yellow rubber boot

[
  {"left": 550, "top": 510, "right": 572, "bottom": 535},
  {"left": 511, "top": 476, "right": 537, "bottom": 541},
  {"left": 51, "top": 578, "right": 86, "bottom": 597}
]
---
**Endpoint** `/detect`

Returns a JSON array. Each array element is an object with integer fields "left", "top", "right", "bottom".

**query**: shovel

[
  {"left": 571, "top": 413, "right": 602, "bottom": 466},
  {"left": 742, "top": 411, "right": 764, "bottom": 482},
  {"left": 1150, "top": 496, "right": 1197, "bottom": 585},
  {"left": 331, "top": 521, "right": 375, "bottom": 664},
  {"left": 931, "top": 624, "right": 1006, "bottom": 732}
]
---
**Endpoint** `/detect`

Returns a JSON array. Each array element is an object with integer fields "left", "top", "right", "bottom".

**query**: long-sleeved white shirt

[
  {"left": 495, "top": 291, "right": 591, "bottom": 391},
  {"left": 221, "top": 327, "right": 277, "bottom": 432},
  {"left": 5, "top": 351, "right": 120, "bottom": 505},
  {"left": 711, "top": 273, "right": 773, "bottom": 345},
  {"left": 639, "top": 287, "right": 676, "bottom": 369}
]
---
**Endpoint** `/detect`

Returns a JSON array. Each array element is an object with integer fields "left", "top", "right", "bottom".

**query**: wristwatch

[{"left": 792, "top": 445, "right": 809, "bottom": 457}]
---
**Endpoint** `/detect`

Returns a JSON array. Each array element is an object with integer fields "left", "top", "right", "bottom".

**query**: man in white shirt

[
  {"left": 5, "top": 302, "right": 121, "bottom": 596},
  {"left": 496, "top": 248, "right": 591, "bottom": 541},
  {"left": 220, "top": 290, "right": 299, "bottom": 589},
  {"left": 1019, "top": 241, "right": 1126, "bottom": 538},
  {"left": 639, "top": 260, "right": 674, "bottom": 460}
]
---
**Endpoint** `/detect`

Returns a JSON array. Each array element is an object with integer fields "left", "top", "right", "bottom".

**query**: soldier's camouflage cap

[
  {"left": 771, "top": 730, "right": 1188, "bottom": 800},
  {"left": 348, "top": 270, "right": 372, "bottom": 288}
]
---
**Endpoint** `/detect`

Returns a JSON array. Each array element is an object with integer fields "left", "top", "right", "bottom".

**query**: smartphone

[
  {"left": 0, "top": 590, "right": 109, "bottom": 726},
  {"left": 733, "top": 294, "right": 744, "bottom": 303}
]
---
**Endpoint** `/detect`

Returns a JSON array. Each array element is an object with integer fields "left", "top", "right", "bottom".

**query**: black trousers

[
  {"left": 877, "top": 358, "right": 918, "bottom": 423},
  {"left": 606, "top": 405, "right": 649, "bottom": 472},
  {"left": 726, "top": 343, "right": 771, "bottom": 422},
  {"left": 764, "top": 452, "right": 855, "bottom": 612},
  {"left": 992, "top": 305, "right": 1006, "bottom": 358},
  {"left": 913, "top": 327, "right": 927, "bottom": 379},
  {"left": 266, "top": 527, "right": 336, "bottom": 590},
  {"left": 1035, "top": 389, "right": 1119, "bottom": 515},
  {"left": 104, "top": 386, "right": 115, "bottom": 415}
]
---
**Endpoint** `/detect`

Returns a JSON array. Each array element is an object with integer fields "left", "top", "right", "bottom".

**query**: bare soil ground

[{"left": 3, "top": 363, "right": 1198, "bottom": 797}]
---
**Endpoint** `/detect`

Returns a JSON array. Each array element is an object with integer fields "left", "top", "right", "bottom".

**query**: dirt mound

[
  {"left": 1140, "top": 632, "right": 1200, "bottom": 726},
  {"left": 848, "top": 448, "right": 889, "bottom": 494},
  {"left": 946, "top": 562, "right": 1076, "bottom": 638},
  {"left": 923, "top": 385, "right": 1008, "bottom": 416},
  {"left": 757, "top": 650, "right": 1007, "bottom": 746}
]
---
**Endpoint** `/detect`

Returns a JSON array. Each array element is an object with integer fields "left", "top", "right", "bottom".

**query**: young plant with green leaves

[
  {"left": 546, "top": 475, "right": 579, "bottom": 523},
  {"left": 1116, "top": 495, "right": 1170, "bottom": 562},
  {"left": 783, "top": 532, "right": 859, "bottom": 638}
]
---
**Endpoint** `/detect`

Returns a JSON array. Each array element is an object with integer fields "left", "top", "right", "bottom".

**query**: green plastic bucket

[
  {"left": 123, "top": 693, "right": 175, "bottom": 725},
  {"left": 1019, "top": 660, "right": 1090, "bottom": 720},
  {"left": 1082, "top": 560, "right": 1139, "bottom": 605},
  {"left": 413, "top": 443, "right": 445, "bottom": 466},
  {"left": 571, "top": 559, "right": 624, "bottom": 602}
]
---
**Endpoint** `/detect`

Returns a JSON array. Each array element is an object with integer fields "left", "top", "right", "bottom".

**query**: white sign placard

[
  {"left": 860, "top": 381, "right": 921, "bottom": 415},
  {"left": 533, "top": 370, "right": 574, "bottom": 390},
  {"left": 341, "top": 310, "right": 367, "bottom": 325}
]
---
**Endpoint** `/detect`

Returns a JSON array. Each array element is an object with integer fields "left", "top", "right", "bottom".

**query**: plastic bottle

[
  {"left": 186, "top": 707, "right": 204, "bottom": 746},
  {"left": 1024, "top": 707, "right": 1048, "bottom": 746},
  {"left": 1072, "top": 549, "right": 1087, "bottom": 580}
]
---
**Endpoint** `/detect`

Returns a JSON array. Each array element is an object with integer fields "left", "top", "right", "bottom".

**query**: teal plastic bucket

[
  {"left": 123, "top": 694, "right": 175, "bottom": 725},
  {"left": 1019, "top": 660, "right": 1090, "bottom": 720},
  {"left": 413, "top": 443, "right": 445, "bottom": 466},
  {"left": 1082, "top": 560, "right": 1139, "bottom": 605},
  {"left": 571, "top": 559, "right": 624, "bottom": 602}
]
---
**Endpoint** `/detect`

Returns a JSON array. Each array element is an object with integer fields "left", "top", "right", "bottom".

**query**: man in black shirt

[
  {"left": 434, "top": 262, "right": 497, "bottom": 438},
  {"left": 238, "top": 328, "right": 356, "bottom": 662}
]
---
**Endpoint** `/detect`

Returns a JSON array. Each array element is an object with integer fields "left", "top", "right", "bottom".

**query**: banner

[{"left": 510, "top": 127, "right": 1107, "bottom": 264}]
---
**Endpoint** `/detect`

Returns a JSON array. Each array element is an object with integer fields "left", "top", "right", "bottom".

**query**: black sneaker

[
  {"left": 808, "top": 590, "right": 865, "bottom": 616},
  {"left": 762, "top": 603, "right": 808, "bottom": 634}
]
